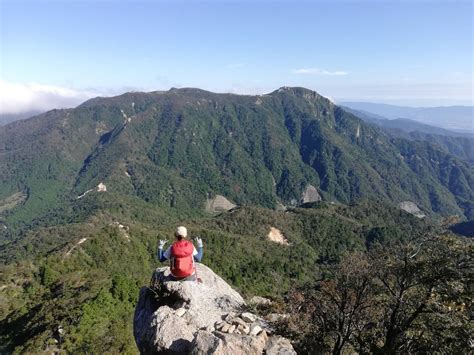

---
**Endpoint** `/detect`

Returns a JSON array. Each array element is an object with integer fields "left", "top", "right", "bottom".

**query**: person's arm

[
  {"left": 158, "top": 249, "right": 167, "bottom": 262},
  {"left": 193, "top": 237, "right": 203, "bottom": 262},
  {"left": 157, "top": 240, "right": 169, "bottom": 262}
]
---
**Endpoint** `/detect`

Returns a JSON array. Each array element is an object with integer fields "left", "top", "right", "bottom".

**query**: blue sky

[{"left": 0, "top": 0, "right": 472, "bottom": 113}]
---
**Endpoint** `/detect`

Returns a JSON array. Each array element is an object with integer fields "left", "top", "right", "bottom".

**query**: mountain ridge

[{"left": 1, "top": 87, "right": 473, "bottom": 235}]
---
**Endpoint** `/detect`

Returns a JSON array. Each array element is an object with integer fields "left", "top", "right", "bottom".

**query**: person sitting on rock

[{"left": 158, "top": 226, "right": 203, "bottom": 281}]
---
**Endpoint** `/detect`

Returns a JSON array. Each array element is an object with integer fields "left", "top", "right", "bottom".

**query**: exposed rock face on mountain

[
  {"left": 399, "top": 201, "right": 426, "bottom": 218},
  {"left": 300, "top": 184, "right": 322, "bottom": 204},
  {"left": 205, "top": 195, "right": 237, "bottom": 213},
  {"left": 134, "top": 264, "right": 295, "bottom": 354}
]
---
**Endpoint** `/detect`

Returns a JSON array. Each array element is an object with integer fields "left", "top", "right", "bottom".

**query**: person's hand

[
  {"left": 195, "top": 237, "right": 203, "bottom": 248},
  {"left": 158, "top": 239, "right": 167, "bottom": 249}
]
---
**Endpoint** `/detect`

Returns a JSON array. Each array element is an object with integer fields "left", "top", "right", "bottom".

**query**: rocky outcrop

[
  {"left": 398, "top": 201, "right": 426, "bottom": 218},
  {"left": 300, "top": 185, "right": 321, "bottom": 204},
  {"left": 205, "top": 195, "right": 236, "bottom": 213},
  {"left": 134, "top": 264, "right": 295, "bottom": 354}
]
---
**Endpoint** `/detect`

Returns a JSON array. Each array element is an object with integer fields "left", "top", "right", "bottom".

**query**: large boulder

[
  {"left": 134, "top": 264, "right": 296, "bottom": 354},
  {"left": 205, "top": 195, "right": 237, "bottom": 213},
  {"left": 300, "top": 185, "right": 322, "bottom": 204},
  {"left": 398, "top": 201, "right": 426, "bottom": 218}
]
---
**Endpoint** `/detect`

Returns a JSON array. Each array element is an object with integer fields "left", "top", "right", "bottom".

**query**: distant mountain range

[
  {"left": 1, "top": 87, "right": 473, "bottom": 234},
  {"left": 341, "top": 101, "right": 473, "bottom": 133},
  {"left": 342, "top": 106, "right": 474, "bottom": 164}
]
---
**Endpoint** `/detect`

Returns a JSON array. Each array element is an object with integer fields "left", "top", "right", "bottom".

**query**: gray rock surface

[
  {"left": 300, "top": 184, "right": 322, "bottom": 204},
  {"left": 134, "top": 264, "right": 296, "bottom": 354},
  {"left": 250, "top": 324, "right": 263, "bottom": 336},
  {"left": 398, "top": 201, "right": 426, "bottom": 218},
  {"left": 152, "top": 306, "right": 195, "bottom": 352},
  {"left": 190, "top": 330, "right": 269, "bottom": 354},
  {"left": 241, "top": 312, "right": 257, "bottom": 323},
  {"left": 190, "top": 330, "right": 224, "bottom": 354},
  {"left": 205, "top": 195, "right": 236, "bottom": 213},
  {"left": 266, "top": 336, "right": 297, "bottom": 355}
]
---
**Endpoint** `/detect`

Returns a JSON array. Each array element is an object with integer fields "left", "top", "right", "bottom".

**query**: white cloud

[
  {"left": 0, "top": 79, "right": 101, "bottom": 114},
  {"left": 292, "top": 68, "right": 348, "bottom": 76}
]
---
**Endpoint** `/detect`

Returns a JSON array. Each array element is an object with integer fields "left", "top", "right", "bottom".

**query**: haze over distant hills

[
  {"left": 341, "top": 101, "right": 473, "bottom": 133},
  {"left": 342, "top": 106, "right": 474, "bottom": 165}
]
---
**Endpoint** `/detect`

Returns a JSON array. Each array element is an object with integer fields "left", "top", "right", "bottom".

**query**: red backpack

[{"left": 170, "top": 240, "right": 194, "bottom": 278}]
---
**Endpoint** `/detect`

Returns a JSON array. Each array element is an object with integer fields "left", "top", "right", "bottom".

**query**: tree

[
  {"left": 286, "top": 234, "right": 472, "bottom": 354},
  {"left": 286, "top": 252, "right": 374, "bottom": 354},
  {"left": 368, "top": 234, "right": 472, "bottom": 354}
]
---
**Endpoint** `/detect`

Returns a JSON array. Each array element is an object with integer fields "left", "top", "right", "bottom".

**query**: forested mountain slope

[{"left": 1, "top": 87, "right": 473, "bottom": 237}]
